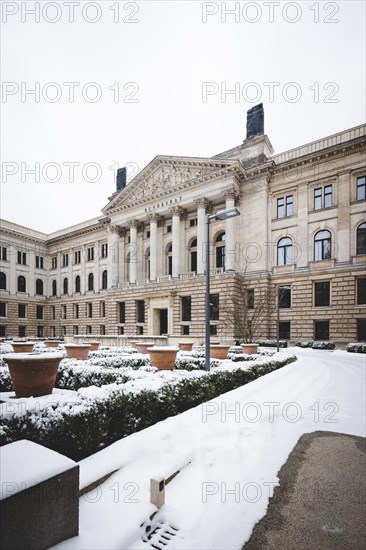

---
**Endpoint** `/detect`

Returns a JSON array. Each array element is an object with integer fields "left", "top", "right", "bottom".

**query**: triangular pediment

[{"left": 102, "top": 155, "right": 240, "bottom": 214}]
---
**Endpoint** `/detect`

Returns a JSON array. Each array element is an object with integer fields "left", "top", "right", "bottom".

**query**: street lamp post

[{"left": 205, "top": 207, "right": 240, "bottom": 371}]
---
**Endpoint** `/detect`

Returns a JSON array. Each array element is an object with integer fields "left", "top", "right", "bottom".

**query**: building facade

[{"left": 1, "top": 106, "right": 365, "bottom": 344}]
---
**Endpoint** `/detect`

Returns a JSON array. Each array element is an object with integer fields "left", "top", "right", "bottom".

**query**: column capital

[
  {"left": 148, "top": 213, "right": 162, "bottom": 223},
  {"left": 108, "top": 224, "right": 124, "bottom": 237},
  {"left": 195, "top": 197, "right": 209, "bottom": 210},
  {"left": 170, "top": 206, "right": 187, "bottom": 219},
  {"left": 223, "top": 187, "right": 239, "bottom": 201},
  {"left": 127, "top": 219, "right": 143, "bottom": 231}
]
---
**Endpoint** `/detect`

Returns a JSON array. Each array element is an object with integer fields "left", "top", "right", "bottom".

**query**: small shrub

[{"left": 346, "top": 342, "right": 366, "bottom": 354}]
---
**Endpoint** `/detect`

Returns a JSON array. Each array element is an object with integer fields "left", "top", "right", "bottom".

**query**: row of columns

[{"left": 108, "top": 189, "right": 239, "bottom": 286}]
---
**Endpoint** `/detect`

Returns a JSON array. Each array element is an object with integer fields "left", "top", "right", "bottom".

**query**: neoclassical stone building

[{"left": 1, "top": 105, "right": 365, "bottom": 344}]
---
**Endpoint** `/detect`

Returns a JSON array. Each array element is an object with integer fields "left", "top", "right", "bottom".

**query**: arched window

[
  {"left": 277, "top": 237, "right": 293, "bottom": 266},
  {"left": 52, "top": 280, "right": 57, "bottom": 296},
  {"left": 35, "top": 278, "right": 43, "bottom": 295},
  {"left": 17, "top": 275, "right": 26, "bottom": 293},
  {"left": 63, "top": 277, "right": 68, "bottom": 295},
  {"left": 145, "top": 250, "right": 150, "bottom": 281},
  {"left": 314, "top": 230, "right": 331, "bottom": 261},
  {"left": 75, "top": 275, "right": 80, "bottom": 293},
  {"left": 88, "top": 273, "right": 94, "bottom": 291},
  {"left": 0, "top": 272, "right": 6, "bottom": 290},
  {"left": 356, "top": 222, "right": 366, "bottom": 255},
  {"left": 190, "top": 239, "right": 197, "bottom": 272},
  {"left": 215, "top": 232, "right": 226, "bottom": 269},
  {"left": 102, "top": 270, "right": 108, "bottom": 289},
  {"left": 166, "top": 243, "right": 172, "bottom": 276}
]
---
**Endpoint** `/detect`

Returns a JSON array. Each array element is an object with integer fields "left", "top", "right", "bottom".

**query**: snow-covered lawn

[{"left": 50, "top": 348, "right": 365, "bottom": 550}]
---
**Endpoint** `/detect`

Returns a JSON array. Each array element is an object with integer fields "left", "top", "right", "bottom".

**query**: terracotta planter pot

[
  {"left": 45, "top": 341, "right": 61, "bottom": 348},
  {"left": 210, "top": 344, "right": 231, "bottom": 360},
  {"left": 134, "top": 342, "right": 155, "bottom": 354},
  {"left": 11, "top": 342, "right": 36, "bottom": 353},
  {"left": 241, "top": 344, "right": 259, "bottom": 355},
  {"left": 64, "top": 344, "right": 91, "bottom": 360},
  {"left": 179, "top": 342, "right": 194, "bottom": 351},
  {"left": 147, "top": 347, "right": 179, "bottom": 370},
  {"left": 84, "top": 341, "right": 100, "bottom": 351},
  {"left": 4, "top": 352, "right": 64, "bottom": 398}
]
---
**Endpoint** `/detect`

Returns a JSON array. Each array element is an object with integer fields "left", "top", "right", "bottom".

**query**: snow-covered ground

[{"left": 48, "top": 348, "right": 365, "bottom": 550}]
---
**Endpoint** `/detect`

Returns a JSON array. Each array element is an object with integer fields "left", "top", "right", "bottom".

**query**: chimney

[
  {"left": 116, "top": 167, "right": 127, "bottom": 192},
  {"left": 246, "top": 103, "right": 264, "bottom": 141}
]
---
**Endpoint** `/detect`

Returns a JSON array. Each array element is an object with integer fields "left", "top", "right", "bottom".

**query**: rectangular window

[
  {"left": 18, "top": 304, "right": 26, "bottom": 318},
  {"left": 314, "top": 320, "right": 329, "bottom": 340},
  {"left": 136, "top": 300, "right": 145, "bottom": 323},
  {"left": 182, "top": 325, "right": 190, "bottom": 335},
  {"left": 100, "top": 325, "right": 106, "bottom": 335},
  {"left": 276, "top": 195, "right": 293, "bottom": 217},
  {"left": 87, "top": 247, "right": 94, "bottom": 262},
  {"left": 279, "top": 286, "right": 291, "bottom": 309},
  {"left": 119, "top": 326, "right": 125, "bottom": 335},
  {"left": 17, "top": 251, "right": 26, "bottom": 265},
  {"left": 138, "top": 326, "right": 144, "bottom": 335},
  {"left": 247, "top": 289, "right": 255, "bottom": 310},
  {"left": 73, "top": 325, "right": 79, "bottom": 336},
  {"left": 51, "top": 256, "right": 57, "bottom": 270},
  {"left": 100, "top": 301, "right": 106, "bottom": 317},
  {"left": 181, "top": 296, "right": 192, "bottom": 322},
  {"left": 210, "top": 325, "right": 218, "bottom": 336},
  {"left": 0, "top": 247, "right": 7, "bottom": 261},
  {"left": 167, "top": 225, "right": 172, "bottom": 233},
  {"left": 19, "top": 326, "right": 26, "bottom": 338},
  {"left": 314, "top": 281, "right": 330, "bottom": 307},
  {"left": 0, "top": 302, "right": 6, "bottom": 317},
  {"left": 87, "top": 325, "right": 92, "bottom": 335},
  {"left": 101, "top": 244, "right": 108, "bottom": 258},
  {"left": 62, "top": 254, "right": 69, "bottom": 267},
  {"left": 279, "top": 321, "right": 291, "bottom": 340},
  {"left": 119, "top": 302, "right": 126, "bottom": 324},
  {"left": 0, "top": 325, "right": 5, "bottom": 337},
  {"left": 35, "top": 255, "right": 44, "bottom": 269},
  {"left": 51, "top": 305, "right": 55, "bottom": 320},
  {"left": 62, "top": 305, "right": 67, "bottom": 319},
  {"left": 37, "top": 326, "right": 44, "bottom": 338},
  {"left": 357, "top": 319, "right": 366, "bottom": 342},
  {"left": 189, "top": 218, "right": 197, "bottom": 227},
  {"left": 314, "top": 185, "right": 332, "bottom": 209},
  {"left": 356, "top": 176, "right": 366, "bottom": 201},
  {"left": 357, "top": 278, "right": 366, "bottom": 305},
  {"left": 74, "top": 304, "right": 79, "bottom": 319},
  {"left": 88, "top": 303, "right": 93, "bottom": 318},
  {"left": 36, "top": 305, "right": 43, "bottom": 320},
  {"left": 74, "top": 250, "right": 81, "bottom": 264},
  {"left": 210, "top": 294, "right": 219, "bottom": 321}
]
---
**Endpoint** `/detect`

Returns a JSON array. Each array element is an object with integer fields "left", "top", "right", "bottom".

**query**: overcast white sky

[{"left": 1, "top": 0, "right": 365, "bottom": 233}]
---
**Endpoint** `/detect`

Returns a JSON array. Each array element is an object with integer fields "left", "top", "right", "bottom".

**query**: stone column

[
  {"left": 337, "top": 172, "right": 350, "bottom": 263},
  {"left": 80, "top": 245, "right": 86, "bottom": 294},
  {"left": 196, "top": 198, "right": 209, "bottom": 275},
  {"left": 107, "top": 225, "right": 120, "bottom": 288},
  {"left": 9, "top": 246, "right": 16, "bottom": 294},
  {"left": 56, "top": 253, "right": 61, "bottom": 297},
  {"left": 28, "top": 253, "right": 35, "bottom": 297},
  {"left": 223, "top": 189, "right": 238, "bottom": 271},
  {"left": 128, "top": 220, "right": 138, "bottom": 284},
  {"left": 68, "top": 249, "right": 73, "bottom": 296},
  {"left": 149, "top": 214, "right": 159, "bottom": 281},
  {"left": 170, "top": 207, "right": 183, "bottom": 278}
]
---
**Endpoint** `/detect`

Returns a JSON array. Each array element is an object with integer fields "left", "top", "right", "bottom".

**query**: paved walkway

[{"left": 244, "top": 431, "right": 366, "bottom": 550}]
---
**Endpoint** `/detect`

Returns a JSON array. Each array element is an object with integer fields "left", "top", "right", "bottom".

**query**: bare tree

[{"left": 222, "top": 267, "right": 274, "bottom": 343}]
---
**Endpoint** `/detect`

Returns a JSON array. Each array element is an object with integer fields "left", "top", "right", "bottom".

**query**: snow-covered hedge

[
  {"left": 255, "top": 339, "right": 288, "bottom": 348},
  {"left": 174, "top": 356, "right": 220, "bottom": 371},
  {"left": 0, "top": 352, "right": 297, "bottom": 461},
  {"left": 346, "top": 342, "right": 366, "bottom": 354},
  {"left": 295, "top": 341, "right": 335, "bottom": 350}
]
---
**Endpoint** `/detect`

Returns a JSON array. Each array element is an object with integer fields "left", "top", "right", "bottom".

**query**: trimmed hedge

[
  {"left": 295, "top": 341, "right": 335, "bottom": 350},
  {"left": 346, "top": 343, "right": 366, "bottom": 354},
  {"left": 0, "top": 353, "right": 297, "bottom": 461},
  {"left": 255, "top": 339, "right": 288, "bottom": 348}
]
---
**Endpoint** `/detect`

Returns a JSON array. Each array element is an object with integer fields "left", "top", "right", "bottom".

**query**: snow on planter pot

[
  {"left": 210, "top": 344, "right": 231, "bottom": 360},
  {"left": 84, "top": 341, "right": 100, "bottom": 351},
  {"left": 179, "top": 342, "right": 194, "bottom": 351},
  {"left": 241, "top": 343, "right": 259, "bottom": 355},
  {"left": 147, "top": 346, "right": 179, "bottom": 370},
  {"left": 11, "top": 341, "right": 37, "bottom": 353},
  {"left": 45, "top": 340, "right": 61, "bottom": 348},
  {"left": 64, "top": 344, "right": 91, "bottom": 360},
  {"left": 134, "top": 342, "right": 155, "bottom": 354},
  {"left": 3, "top": 352, "right": 64, "bottom": 398}
]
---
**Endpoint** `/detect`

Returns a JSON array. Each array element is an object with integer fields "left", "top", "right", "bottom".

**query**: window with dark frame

[
  {"left": 87, "top": 247, "right": 94, "bottom": 262},
  {"left": 356, "top": 223, "right": 366, "bottom": 255},
  {"left": 62, "top": 254, "right": 69, "bottom": 267},
  {"left": 182, "top": 325, "right": 190, "bottom": 335},
  {"left": 17, "top": 251, "right": 26, "bottom": 265},
  {"left": 247, "top": 289, "right": 255, "bottom": 310},
  {"left": 277, "top": 195, "right": 293, "bottom": 218},
  {"left": 36, "top": 305, "right": 43, "bottom": 320},
  {"left": 314, "top": 230, "right": 332, "bottom": 261},
  {"left": 0, "top": 272, "right": 6, "bottom": 290},
  {"left": 119, "top": 302, "right": 126, "bottom": 324},
  {"left": 314, "top": 281, "right": 330, "bottom": 307},
  {"left": 210, "top": 294, "right": 219, "bottom": 321},
  {"left": 74, "top": 250, "right": 81, "bottom": 264},
  {"left": 277, "top": 237, "right": 293, "bottom": 266},
  {"left": 51, "top": 256, "right": 57, "bottom": 269},
  {"left": 75, "top": 275, "right": 81, "bottom": 293},
  {"left": 18, "top": 304, "right": 26, "bottom": 318},
  {"left": 181, "top": 296, "right": 192, "bottom": 321},
  {"left": 279, "top": 286, "right": 291, "bottom": 309},
  {"left": 62, "top": 305, "right": 67, "bottom": 319},
  {"left": 35, "top": 279, "right": 43, "bottom": 295},
  {"left": 314, "top": 185, "right": 332, "bottom": 210},
  {"left": 0, "top": 247, "right": 7, "bottom": 261},
  {"left": 74, "top": 304, "right": 79, "bottom": 319},
  {"left": 52, "top": 280, "right": 57, "bottom": 296},
  {"left": 357, "top": 278, "right": 366, "bottom": 305},
  {"left": 88, "top": 303, "right": 93, "bottom": 318},
  {"left": 0, "top": 302, "right": 6, "bottom": 317},
  {"left": 88, "top": 273, "right": 94, "bottom": 291},
  {"left": 136, "top": 300, "right": 145, "bottom": 323},
  {"left": 356, "top": 176, "right": 365, "bottom": 201},
  {"left": 215, "top": 233, "right": 226, "bottom": 269},
  {"left": 101, "top": 243, "right": 108, "bottom": 258},
  {"left": 357, "top": 319, "right": 366, "bottom": 342},
  {"left": 17, "top": 276, "right": 26, "bottom": 293},
  {"left": 0, "top": 326, "right": 5, "bottom": 337},
  {"left": 102, "top": 270, "right": 108, "bottom": 289},
  {"left": 279, "top": 321, "right": 291, "bottom": 340},
  {"left": 35, "top": 255, "right": 44, "bottom": 269},
  {"left": 190, "top": 239, "right": 197, "bottom": 272},
  {"left": 100, "top": 301, "right": 106, "bottom": 317},
  {"left": 63, "top": 278, "right": 68, "bottom": 295},
  {"left": 19, "top": 326, "right": 26, "bottom": 338},
  {"left": 314, "top": 320, "right": 329, "bottom": 340}
]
